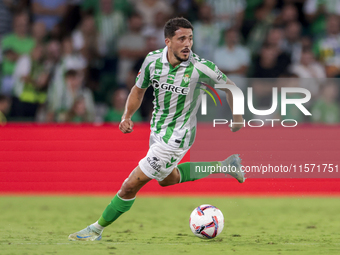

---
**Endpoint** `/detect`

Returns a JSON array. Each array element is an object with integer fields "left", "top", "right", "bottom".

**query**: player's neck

[{"left": 167, "top": 51, "right": 181, "bottom": 68}]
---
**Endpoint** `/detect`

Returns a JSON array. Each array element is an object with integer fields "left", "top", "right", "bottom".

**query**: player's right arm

[
  {"left": 120, "top": 86, "right": 147, "bottom": 133},
  {"left": 120, "top": 53, "right": 153, "bottom": 133}
]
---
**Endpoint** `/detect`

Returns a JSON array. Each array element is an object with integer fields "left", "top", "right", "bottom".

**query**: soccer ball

[{"left": 189, "top": 204, "right": 224, "bottom": 239}]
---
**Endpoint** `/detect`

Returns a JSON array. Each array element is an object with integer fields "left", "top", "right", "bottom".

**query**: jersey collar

[{"left": 161, "top": 46, "right": 192, "bottom": 67}]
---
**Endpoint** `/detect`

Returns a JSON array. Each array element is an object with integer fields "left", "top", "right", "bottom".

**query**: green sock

[
  {"left": 98, "top": 194, "right": 135, "bottom": 227},
  {"left": 177, "top": 161, "right": 222, "bottom": 183}
]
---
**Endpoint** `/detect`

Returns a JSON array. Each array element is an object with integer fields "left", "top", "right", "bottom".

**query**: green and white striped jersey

[{"left": 136, "top": 46, "right": 228, "bottom": 150}]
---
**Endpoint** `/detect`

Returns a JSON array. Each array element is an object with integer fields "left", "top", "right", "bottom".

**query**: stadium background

[
  {"left": 0, "top": 0, "right": 340, "bottom": 194},
  {"left": 1, "top": 1, "right": 340, "bottom": 254},
  {"left": 0, "top": 0, "right": 339, "bottom": 194}
]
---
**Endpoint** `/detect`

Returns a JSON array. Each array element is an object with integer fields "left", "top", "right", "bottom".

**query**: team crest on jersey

[
  {"left": 155, "top": 69, "right": 162, "bottom": 75},
  {"left": 152, "top": 79, "right": 189, "bottom": 95},
  {"left": 183, "top": 74, "right": 190, "bottom": 83}
]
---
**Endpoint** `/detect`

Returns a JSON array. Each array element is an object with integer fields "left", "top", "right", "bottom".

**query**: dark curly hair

[{"left": 164, "top": 17, "right": 193, "bottom": 39}]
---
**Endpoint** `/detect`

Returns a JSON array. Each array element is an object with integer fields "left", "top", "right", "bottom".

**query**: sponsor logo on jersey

[
  {"left": 167, "top": 74, "right": 175, "bottom": 80},
  {"left": 152, "top": 79, "right": 189, "bottom": 95},
  {"left": 155, "top": 69, "right": 162, "bottom": 75},
  {"left": 147, "top": 156, "right": 161, "bottom": 172}
]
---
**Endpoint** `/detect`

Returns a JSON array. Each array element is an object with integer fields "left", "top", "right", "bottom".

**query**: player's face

[{"left": 166, "top": 28, "right": 193, "bottom": 62}]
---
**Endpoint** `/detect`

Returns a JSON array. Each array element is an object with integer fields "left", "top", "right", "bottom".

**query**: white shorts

[{"left": 139, "top": 133, "right": 189, "bottom": 181}]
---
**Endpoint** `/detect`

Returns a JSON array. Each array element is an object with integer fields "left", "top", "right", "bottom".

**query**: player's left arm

[
  {"left": 224, "top": 77, "right": 244, "bottom": 132},
  {"left": 198, "top": 60, "right": 244, "bottom": 132},
  {"left": 206, "top": 64, "right": 244, "bottom": 132}
]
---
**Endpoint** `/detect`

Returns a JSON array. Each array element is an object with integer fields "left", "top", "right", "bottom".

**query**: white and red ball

[{"left": 189, "top": 204, "right": 224, "bottom": 239}]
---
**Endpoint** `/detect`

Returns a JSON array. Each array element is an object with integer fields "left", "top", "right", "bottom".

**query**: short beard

[{"left": 174, "top": 51, "right": 188, "bottom": 62}]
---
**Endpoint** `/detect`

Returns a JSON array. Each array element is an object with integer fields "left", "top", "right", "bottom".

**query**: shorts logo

[
  {"left": 152, "top": 79, "right": 189, "bottom": 95},
  {"left": 147, "top": 156, "right": 161, "bottom": 172}
]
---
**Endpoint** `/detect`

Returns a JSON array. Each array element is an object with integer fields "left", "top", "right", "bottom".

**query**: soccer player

[{"left": 69, "top": 17, "right": 245, "bottom": 241}]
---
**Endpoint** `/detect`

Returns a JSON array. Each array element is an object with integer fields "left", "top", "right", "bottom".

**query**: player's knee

[
  {"left": 158, "top": 181, "right": 171, "bottom": 187},
  {"left": 120, "top": 181, "right": 136, "bottom": 196}
]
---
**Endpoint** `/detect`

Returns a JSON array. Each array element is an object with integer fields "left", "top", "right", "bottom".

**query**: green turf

[{"left": 1, "top": 196, "right": 339, "bottom": 255}]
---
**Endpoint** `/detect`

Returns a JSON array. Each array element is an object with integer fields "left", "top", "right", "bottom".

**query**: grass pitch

[{"left": 1, "top": 196, "right": 339, "bottom": 255}]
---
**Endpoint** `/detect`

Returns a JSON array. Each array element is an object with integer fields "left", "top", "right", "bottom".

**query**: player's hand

[
  {"left": 229, "top": 116, "right": 244, "bottom": 132},
  {"left": 119, "top": 119, "right": 134, "bottom": 133}
]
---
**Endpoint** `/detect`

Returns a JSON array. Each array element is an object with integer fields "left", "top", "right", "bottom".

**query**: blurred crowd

[{"left": 0, "top": 0, "right": 339, "bottom": 125}]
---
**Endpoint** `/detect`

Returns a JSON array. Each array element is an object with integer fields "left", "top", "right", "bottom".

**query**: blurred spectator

[
  {"left": 134, "top": 0, "right": 173, "bottom": 27},
  {"left": 277, "top": 72, "right": 305, "bottom": 123},
  {"left": 290, "top": 47, "right": 326, "bottom": 97},
  {"left": 95, "top": 0, "right": 125, "bottom": 58},
  {"left": 304, "top": 0, "right": 340, "bottom": 37},
  {"left": 193, "top": 3, "right": 221, "bottom": 60},
  {"left": 0, "top": 0, "right": 28, "bottom": 39},
  {"left": 142, "top": 11, "right": 168, "bottom": 49},
  {"left": 61, "top": 36, "right": 87, "bottom": 71},
  {"left": 0, "top": 0, "right": 339, "bottom": 124},
  {"left": 104, "top": 87, "right": 142, "bottom": 122},
  {"left": 72, "top": 14, "right": 105, "bottom": 59},
  {"left": 313, "top": 15, "right": 340, "bottom": 77},
  {"left": 72, "top": 14, "right": 105, "bottom": 96},
  {"left": 0, "top": 0, "right": 15, "bottom": 39},
  {"left": 65, "top": 95, "right": 91, "bottom": 122},
  {"left": 32, "top": 0, "right": 67, "bottom": 31},
  {"left": 244, "top": 0, "right": 263, "bottom": 20},
  {"left": 167, "top": 0, "right": 199, "bottom": 20},
  {"left": 246, "top": 0, "right": 278, "bottom": 54},
  {"left": 311, "top": 82, "right": 340, "bottom": 124},
  {"left": 206, "top": 0, "right": 246, "bottom": 30},
  {"left": 117, "top": 13, "right": 147, "bottom": 84},
  {"left": 281, "top": 21, "right": 303, "bottom": 63},
  {"left": 32, "top": 21, "right": 47, "bottom": 44},
  {"left": 266, "top": 26, "right": 285, "bottom": 48},
  {"left": 44, "top": 40, "right": 62, "bottom": 72},
  {"left": 250, "top": 39, "right": 290, "bottom": 107},
  {"left": 275, "top": 3, "right": 299, "bottom": 27},
  {"left": 125, "top": 59, "right": 143, "bottom": 92},
  {"left": 0, "top": 94, "right": 11, "bottom": 124},
  {"left": 81, "top": 0, "right": 133, "bottom": 17},
  {"left": 1, "top": 11, "right": 35, "bottom": 95},
  {"left": 59, "top": 0, "right": 82, "bottom": 36},
  {"left": 47, "top": 37, "right": 87, "bottom": 111},
  {"left": 124, "top": 33, "right": 158, "bottom": 91},
  {"left": 252, "top": 42, "right": 290, "bottom": 78},
  {"left": 213, "top": 28, "right": 250, "bottom": 90},
  {"left": 11, "top": 44, "right": 49, "bottom": 119},
  {"left": 47, "top": 69, "right": 95, "bottom": 122}
]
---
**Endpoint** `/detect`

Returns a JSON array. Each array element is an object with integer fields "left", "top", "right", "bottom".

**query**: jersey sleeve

[
  {"left": 135, "top": 56, "right": 152, "bottom": 89},
  {"left": 197, "top": 59, "right": 228, "bottom": 85}
]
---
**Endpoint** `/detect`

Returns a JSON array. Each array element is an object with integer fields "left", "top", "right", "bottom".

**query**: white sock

[{"left": 92, "top": 221, "right": 105, "bottom": 232}]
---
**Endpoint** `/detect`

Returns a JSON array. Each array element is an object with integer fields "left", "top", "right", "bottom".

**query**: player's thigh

[
  {"left": 158, "top": 167, "right": 181, "bottom": 187},
  {"left": 119, "top": 166, "right": 151, "bottom": 197},
  {"left": 139, "top": 139, "right": 189, "bottom": 183}
]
